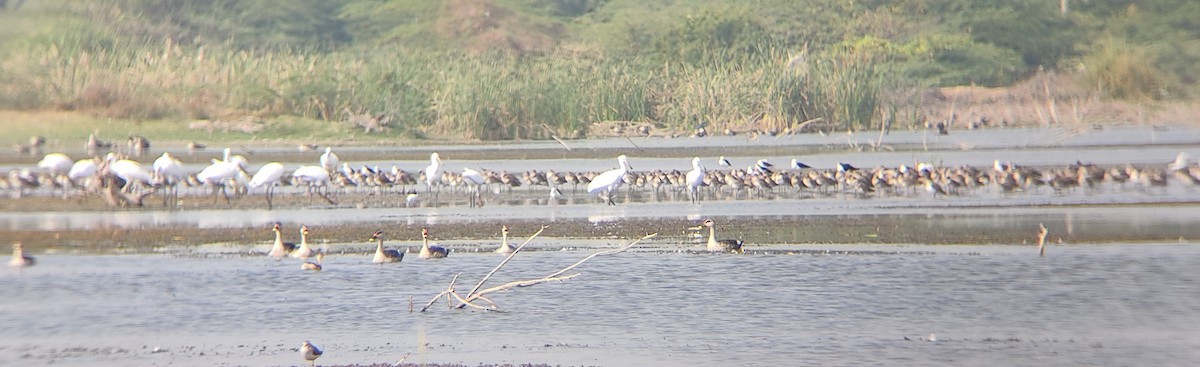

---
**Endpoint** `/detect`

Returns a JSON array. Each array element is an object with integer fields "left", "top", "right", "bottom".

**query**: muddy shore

[{"left": 6, "top": 126, "right": 1200, "bottom": 253}]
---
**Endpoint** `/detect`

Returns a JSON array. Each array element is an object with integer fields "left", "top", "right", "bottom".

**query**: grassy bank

[
  {"left": 1, "top": 1, "right": 1197, "bottom": 144},
  {"left": 1, "top": 38, "right": 890, "bottom": 141}
]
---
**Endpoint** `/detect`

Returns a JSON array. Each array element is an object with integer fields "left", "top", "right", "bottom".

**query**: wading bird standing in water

[
  {"left": 685, "top": 157, "right": 705, "bottom": 204},
  {"left": 249, "top": 162, "right": 285, "bottom": 209},
  {"left": 587, "top": 155, "right": 632, "bottom": 205}
]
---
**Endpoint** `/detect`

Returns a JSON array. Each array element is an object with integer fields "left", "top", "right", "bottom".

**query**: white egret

[
  {"left": 196, "top": 158, "right": 247, "bottom": 204},
  {"left": 108, "top": 157, "right": 154, "bottom": 192},
  {"left": 320, "top": 147, "right": 339, "bottom": 173},
  {"left": 152, "top": 152, "right": 185, "bottom": 183},
  {"left": 462, "top": 167, "right": 486, "bottom": 208},
  {"left": 419, "top": 227, "right": 449, "bottom": 259},
  {"left": 425, "top": 152, "right": 443, "bottom": 192},
  {"left": 292, "top": 166, "right": 335, "bottom": 205},
  {"left": 368, "top": 230, "right": 404, "bottom": 263},
  {"left": 153, "top": 152, "right": 185, "bottom": 207},
  {"left": 685, "top": 157, "right": 705, "bottom": 204},
  {"left": 37, "top": 153, "right": 73, "bottom": 175},
  {"left": 693, "top": 219, "right": 744, "bottom": 253},
  {"left": 586, "top": 155, "right": 632, "bottom": 205},
  {"left": 68, "top": 158, "right": 98, "bottom": 188},
  {"left": 249, "top": 162, "right": 285, "bottom": 209}
]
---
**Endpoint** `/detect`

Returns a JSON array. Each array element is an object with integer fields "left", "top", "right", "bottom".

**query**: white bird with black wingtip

[{"left": 300, "top": 340, "right": 323, "bottom": 367}]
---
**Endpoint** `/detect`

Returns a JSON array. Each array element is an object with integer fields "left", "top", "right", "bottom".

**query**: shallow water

[
  {"left": 5, "top": 126, "right": 1200, "bottom": 366},
  {"left": 3, "top": 243, "right": 1199, "bottom": 366}
]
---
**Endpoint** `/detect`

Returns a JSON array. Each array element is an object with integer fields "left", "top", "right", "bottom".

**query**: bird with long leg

[
  {"left": 195, "top": 155, "right": 248, "bottom": 205},
  {"left": 249, "top": 162, "right": 285, "bottom": 209},
  {"left": 685, "top": 157, "right": 706, "bottom": 204},
  {"left": 152, "top": 152, "right": 185, "bottom": 207},
  {"left": 461, "top": 167, "right": 486, "bottom": 208},
  {"left": 587, "top": 155, "right": 632, "bottom": 205},
  {"left": 425, "top": 152, "right": 443, "bottom": 204},
  {"left": 291, "top": 166, "right": 336, "bottom": 205}
]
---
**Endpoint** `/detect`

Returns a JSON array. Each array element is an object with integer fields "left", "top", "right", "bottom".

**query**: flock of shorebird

[
  {"left": 4, "top": 142, "right": 1196, "bottom": 210},
  {"left": 10, "top": 135, "right": 1193, "bottom": 366}
]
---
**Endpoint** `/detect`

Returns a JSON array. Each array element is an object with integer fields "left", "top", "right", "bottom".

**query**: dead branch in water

[
  {"left": 420, "top": 230, "right": 657, "bottom": 312},
  {"left": 420, "top": 273, "right": 460, "bottom": 312},
  {"left": 1037, "top": 223, "right": 1049, "bottom": 257},
  {"left": 461, "top": 226, "right": 547, "bottom": 298}
]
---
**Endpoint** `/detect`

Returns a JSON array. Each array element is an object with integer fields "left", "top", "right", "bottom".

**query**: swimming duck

[
  {"left": 419, "top": 227, "right": 449, "bottom": 259},
  {"left": 369, "top": 230, "right": 404, "bottom": 263}
]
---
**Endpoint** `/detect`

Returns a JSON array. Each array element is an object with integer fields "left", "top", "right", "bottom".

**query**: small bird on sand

[{"left": 301, "top": 340, "right": 323, "bottom": 366}]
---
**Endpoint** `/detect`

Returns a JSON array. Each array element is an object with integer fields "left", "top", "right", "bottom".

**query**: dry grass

[{"left": 910, "top": 72, "right": 1200, "bottom": 129}]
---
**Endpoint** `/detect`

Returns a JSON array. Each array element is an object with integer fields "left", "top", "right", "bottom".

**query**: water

[
  {"left": 5, "top": 125, "right": 1200, "bottom": 366},
  {"left": 4, "top": 243, "right": 1199, "bottom": 366}
]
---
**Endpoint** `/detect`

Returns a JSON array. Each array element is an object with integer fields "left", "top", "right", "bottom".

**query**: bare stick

[
  {"left": 459, "top": 233, "right": 657, "bottom": 307},
  {"left": 469, "top": 274, "right": 582, "bottom": 299},
  {"left": 542, "top": 124, "right": 573, "bottom": 151},
  {"left": 1037, "top": 223, "right": 1049, "bottom": 257},
  {"left": 474, "top": 295, "right": 498, "bottom": 308},
  {"left": 419, "top": 273, "right": 460, "bottom": 312},
  {"left": 545, "top": 233, "right": 657, "bottom": 279},
  {"left": 450, "top": 291, "right": 493, "bottom": 311},
  {"left": 461, "top": 226, "right": 547, "bottom": 300},
  {"left": 795, "top": 117, "right": 822, "bottom": 132},
  {"left": 393, "top": 351, "right": 412, "bottom": 367},
  {"left": 625, "top": 136, "right": 642, "bottom": 150},
  {"left": 318, "top": 191, "right": 337, "bottom": 205}
]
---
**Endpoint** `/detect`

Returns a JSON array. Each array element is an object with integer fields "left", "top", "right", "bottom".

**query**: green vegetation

[{"left": 0, "top": 0, "right": 1196, "bottom": 141}]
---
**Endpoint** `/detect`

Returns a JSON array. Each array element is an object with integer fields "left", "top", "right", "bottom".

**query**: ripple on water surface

[{"left": 3, "top": 243, "right": 1200, "bottom": 366}]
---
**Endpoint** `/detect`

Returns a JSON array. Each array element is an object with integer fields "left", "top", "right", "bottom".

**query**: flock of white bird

[{"left": 7, "top": 144, "right": 651, "bottom": 208}]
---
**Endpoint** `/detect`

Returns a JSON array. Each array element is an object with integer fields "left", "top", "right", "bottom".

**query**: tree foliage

[{"left": 0, "top": 0, "right": 1196, "bottom": 139}]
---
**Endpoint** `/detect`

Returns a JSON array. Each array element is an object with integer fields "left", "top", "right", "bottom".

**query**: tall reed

[{"left": 0, "top": 35, "right": 890, "bottom": 139}]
